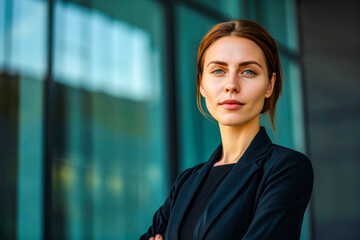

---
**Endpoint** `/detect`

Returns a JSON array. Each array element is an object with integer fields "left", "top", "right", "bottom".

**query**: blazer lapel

[
  {"left": 194, "top": 127, "right": 272, "bottom": 239},
  {"left": 169, "top": 145, "right": 223, "bottom": 240}
]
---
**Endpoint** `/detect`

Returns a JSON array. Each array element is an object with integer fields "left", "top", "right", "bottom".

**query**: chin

[
  {"left": 217, "top": 117, "right": 251, "bottom": 127},
  {"left": 215, "top": 114, "right": 260, "bottom": 128},
  {"left": 219, "top": 121, "right": 249, "bottom": 127}
]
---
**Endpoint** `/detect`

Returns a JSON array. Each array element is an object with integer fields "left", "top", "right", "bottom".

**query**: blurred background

[{"left": 0, "top": 0, "right": 359, "bottom": 239}]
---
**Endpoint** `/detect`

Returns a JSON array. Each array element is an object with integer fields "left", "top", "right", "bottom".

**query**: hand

[{"left": 149, "top": 234, "right": 163, "bottom": 240}]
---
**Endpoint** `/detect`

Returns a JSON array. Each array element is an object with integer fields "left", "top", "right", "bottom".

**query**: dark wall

[{"left": 298, "top": 0, "right": 360, "bottom": 239}]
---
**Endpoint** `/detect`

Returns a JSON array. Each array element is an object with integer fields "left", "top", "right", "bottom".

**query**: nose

[{"left": 224, "top": 74, "right": 240, "bottom": 93}]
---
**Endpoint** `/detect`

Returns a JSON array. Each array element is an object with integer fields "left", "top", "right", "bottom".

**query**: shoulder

[
  {"left": 265, "top": 144, "right": 312, "bottom": 172},
  {"left": 263, "top": 144, "right": 314, "bottom": 190}
]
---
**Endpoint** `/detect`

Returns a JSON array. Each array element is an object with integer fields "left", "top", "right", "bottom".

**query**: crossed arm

[{"left": 148, "top": 235, "right": 163, "bottom": 240}]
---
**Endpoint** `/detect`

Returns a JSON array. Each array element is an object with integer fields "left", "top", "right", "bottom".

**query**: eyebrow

[{"left": 207, "top": 60, "right": 263, "bottom": 69}]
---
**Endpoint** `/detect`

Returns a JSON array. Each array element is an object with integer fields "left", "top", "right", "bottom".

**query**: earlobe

[
  {"left": 265, "top": 73, "right": 276, "bottom": 98},
  {"left": 200, "top": 85, "right": 205, "bottom": 97}
]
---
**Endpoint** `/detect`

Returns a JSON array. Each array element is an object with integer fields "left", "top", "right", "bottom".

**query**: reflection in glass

[
  {"left": 52, "top": 0, "right": 167, "bottom": 239},
  {"left": 10, "top": 0, "right": 47, "bottom": 77},
  {"left": 0, "top": 0, "right": 47, "bottom": 239},
  {"left": 192, "top": 0, "right": 242, "bottom": 19},
  {"left": 54, "top": 2, "right": 157, "bottom": 101},
  {"left": 251, "top": 0, "right": 299, "bottom": 52},
  {"left": 0, "top": 0, "right": 6, "bottom": 67}
]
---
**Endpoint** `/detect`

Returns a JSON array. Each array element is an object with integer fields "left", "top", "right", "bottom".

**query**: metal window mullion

[
  {"left": 42, "top": 0, "right": 55, "bottom": 239},
  {"left": 163, "top": 0, "right": 179, "bottom": 186}
]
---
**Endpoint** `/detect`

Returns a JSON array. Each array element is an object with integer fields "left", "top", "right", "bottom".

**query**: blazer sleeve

[
  {"left": 139, "top": 167, "right": 194, "bottom": 240},
  {"left": 242, "top": 150, "right": 314, "bottom": 240}
]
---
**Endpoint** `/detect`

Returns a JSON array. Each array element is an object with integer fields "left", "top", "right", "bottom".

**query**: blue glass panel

[
  {"left": 9, "top": 0, "right": 47, "bottom": 77},
  {"left": 254, "top": 0, "right": 299, "bottom": 52},
  {"left": 52, "top": 0, "right": 167, "bottom": 239},
  {"left": 9, "top": 0, "right": 47, "bottom": 239},
  {"left": 192, "top": 0, "right": 243, "bottom": 19}
]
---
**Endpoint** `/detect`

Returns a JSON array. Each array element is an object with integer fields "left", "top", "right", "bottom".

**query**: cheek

[
  {"left": 202, "top": 83, "right": 221, "bottom": 115},
  {"left": 202, "top": 81, "right": 222, "bottom": 99},
  {"left": 244, "top": 82, "right": 269, "bottom": 104}
]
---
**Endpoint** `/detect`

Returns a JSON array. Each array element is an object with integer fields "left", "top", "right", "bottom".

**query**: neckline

[{"left": 212, "top": 163, "right": 236, "bottom": 168}]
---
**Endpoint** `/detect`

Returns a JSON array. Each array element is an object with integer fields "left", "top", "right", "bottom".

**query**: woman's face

[{"left": 200, "top": 36, "right": 275, "bottom": 127}]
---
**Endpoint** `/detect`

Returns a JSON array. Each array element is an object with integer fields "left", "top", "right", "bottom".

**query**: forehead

[{"left": 203, "top": 36, "right": 266, "bottom": 66}]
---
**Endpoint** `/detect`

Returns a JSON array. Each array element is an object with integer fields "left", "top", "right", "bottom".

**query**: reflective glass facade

[{"left": 0, "top": 0, "right": 311, "bottom": 239}]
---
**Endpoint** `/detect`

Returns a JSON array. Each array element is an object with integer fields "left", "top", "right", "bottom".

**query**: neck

[{"left": 216, "top": 116, "right": 260, "bottom": 166}]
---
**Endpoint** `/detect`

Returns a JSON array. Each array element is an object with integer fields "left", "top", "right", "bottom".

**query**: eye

[
  {"left": 243, "top": 69, "right": 256, "bottom": 76},
  {"left": 212, "top": 69, "right": 225, "bottom": 75}
]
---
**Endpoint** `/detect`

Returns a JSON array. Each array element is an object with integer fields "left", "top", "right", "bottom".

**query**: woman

[{"left": 140, "top": 19, "right": 313, "bottom": 240}]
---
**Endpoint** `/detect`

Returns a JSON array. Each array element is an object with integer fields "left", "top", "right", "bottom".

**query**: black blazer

[{"left": 140, "top": 127, "right": 314, "bottom": 240}]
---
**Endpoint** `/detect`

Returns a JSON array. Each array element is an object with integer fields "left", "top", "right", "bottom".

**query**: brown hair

[{"left": 196, "top": 19, "right": 282, "bottom": 131}]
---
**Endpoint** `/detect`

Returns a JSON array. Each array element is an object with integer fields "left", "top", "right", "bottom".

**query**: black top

[{"left": 178, "top": 163, "right": 235, "bottom": 240}]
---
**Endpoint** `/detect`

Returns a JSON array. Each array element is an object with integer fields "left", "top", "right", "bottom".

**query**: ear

[
  {"left": 200, "top": 84, "right": 206, "bottom": 97},
  {"left": 265, "top": 72, "right": 276, "bottom": 98}
]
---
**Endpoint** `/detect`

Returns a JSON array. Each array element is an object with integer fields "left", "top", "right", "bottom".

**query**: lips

[
  {"left": 220, "top": 99, "right": 245, "bottom": 110},
  {"left": 220, "top": 99, "right": 244, "bottom": 105}
]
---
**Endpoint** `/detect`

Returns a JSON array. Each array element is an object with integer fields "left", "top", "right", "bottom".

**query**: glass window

[
  {"left": 0, "top": 0, "right": 5, "bottom": 67},
  {"left": 52, "top": 0, "right": 167, "bottom": 239},
  {"left": 192, "top": 0, "right": 243, "bottom": 19},
  {"left": 17, "top": 75, "right": 44, "bottom": 240},
  {"left": 10, "top": 0, "right": 47, "bottom": 77},
  {"left": 0, "top": 0, "right": 47, "bottom": 239},
  {"left": 249, "top": 0, "right": 299, "bottom": 52}
]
